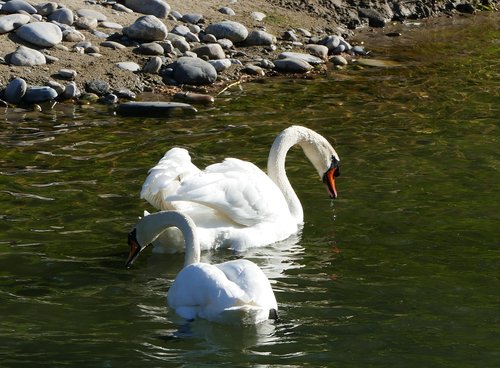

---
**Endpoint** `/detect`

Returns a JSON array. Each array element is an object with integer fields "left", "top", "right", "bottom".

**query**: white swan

[
  {"left": 126, "top": 210, "right": 279, "bottom": 325},
  {"left": 140, "top": 125, "right": 340, "bottom": 252}
]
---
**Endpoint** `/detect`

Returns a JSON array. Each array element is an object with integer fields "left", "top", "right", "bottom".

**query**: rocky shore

[{"left": 0, "top": 0, "right": 497, "bottom": 111}]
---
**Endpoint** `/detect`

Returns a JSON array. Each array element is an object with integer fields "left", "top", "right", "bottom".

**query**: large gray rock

[
  {"left": 205, "top": 21, "right": 248, "bottom": 43},
  {"left": 0, "top": 14, "right": 31, "bottom": 34},
  {"left": 49, "top": 8, "right": 75, "bottom": 25},
  {"left": 124, "top": 0, "right": 170, "bottom": 18},
  {"left": 8, "top": 46, "right": 46, "bottom": 66},
  {"left": 4, "top": 77, "right": 27, "bottom": 104},
  {"left": 16, "top": 22, "right": 63, "bottom": 47},
  {"left": 2, "top": 0, "right": 37, "bottom": 14},
  {"left": 274, "top": 58, "right": 313, "bottom": 73},
  {"left": 193, "top": 44, "right": 225, "bottom": 60},
  {"left": 123, "top": 15, "right": 168, "bottom": 41},
  {"left": 23, "top": 86, "right": 58, "bottom": 103},
  {"left": 171, "top": 57, "right": 217, "bottom": 85}
]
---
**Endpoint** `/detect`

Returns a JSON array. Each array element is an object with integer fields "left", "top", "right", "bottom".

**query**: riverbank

[{"left": 0, "top": 0, "right": 497, "bottom": 108}]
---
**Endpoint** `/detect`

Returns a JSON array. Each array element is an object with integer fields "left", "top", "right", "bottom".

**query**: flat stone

[
  {"left": 0, "top": 14, "right": 31, "bottom": 34},
  {"left": 48, "top": 8, "right": 74, "bottom": 25},
  {"left": 2, "top": 0, "right": 37, "bottom": 14},
  {"left": 116, "top": 61, "right": 141, "bottom": 72},
  {"left": 113, "top": 3, "right": 134, "bottom": 14},
  {"left": 136, "top": 42, "right": 164, "bottom": 55},
  {"left": 23, "top": 86, "right": 58, "bottom": 103},
  {"left": 124, "top": 0, "right": 171, "bottom": 18},
  {"left": 58, "top": 68, "right": 78, "bottom": 80},
  {"left": 278, "top": 52, "right": 324, "bottom": 65},
  {"left": 116, "top": 101, "right": 197, "bottom": 116},
  {"left": 75, "top": 16, "right": 99, "bottom": 30},
  {"left": 100, "top": 21, "right": 123, "bottom": 30},
  {"left": 205, "top": 20, "right": 248, "bottom": 43},
  {"left": 76, "top": 9, "right": 107, "bottom": 22},
  {"left": 171, "top": 24, "right": 190, "bottom": 37},
  {"left": 8, "top": 45, "right": 46, "bottom": 66},
  {"left": 4, "top": 77, "right": 27, "bottom": 104},
  {"left": 171, "top": 57, "right": 217, "bottom": 85},
  {"left": 16, "top": 22, "right": 63, "bottom": 47},
  {"left": 193, "top": 44, "right": 225, "bottom": 60},
  {"left": 101, "top": 41, "right": 126, "bottom": 49},
  {"left": 123, "top": 15, "right": 168, "bottom": 41},
  {"left": 274, "top": 58, "right": 313, "bottom": 73}
]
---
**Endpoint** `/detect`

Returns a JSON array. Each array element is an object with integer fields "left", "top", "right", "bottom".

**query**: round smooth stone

[
  {"left": 100, "top": 41, "right": 126, "bottom": 50},
  {"left": 4, "top": 77, "right": 27, "bottom": 104},
  {"left": 8, "top": 45, "right": 46, "bottom": 66},
  {"left": 123, "top": 0, "right": 171, "bottom": 18},
  {"left": 171, "top": 57, "right": 217, "bottom": 85},
  {"left": 16, "top": 22, "right": 63, "bottom": 47},
  {"left": 61, "top": 82, "right": 81, "bottom": 100},
  {"left": 181, "top": 13, "right": 203, "bottom": 24},
  {"left": 58, "top": 69, "right": 78, "bottom": 80},
  {"left": 218, "top": 7, "right": 235, "bottom": 16},
  {"left": 0, "top": 14, "right": 31, "bottom": 34},
  {"left": 274, "top": 58, "right": 313, "bottom": 73},
  {"left": 48, "top": 8, "right": 74, "bottom": 25},
  {"left": 76, "top": 9, "right": 107, "bottom": 22},
  {"left": 245, "top": 30, "right": 276, "bottom": 46},
  {"left": 208, "top": 58, "right": 232, "bottom": 72},
  {"left": 278, "top": 52, "right": 324, "bottom": 65},
  {"left": 305, "top": 44, "right": 329, "bottom": 59},
  {"left": 205, "top": 20, "right": 248, "bottom": 43},
  {"left": 23, "top": 86, "right": 58, "bottom": 103},
  {"left": 123, "top": 15, "right": 168, "bottom": 41},
  {"left": 85, "top": 80, "right": 110, "bottom": 96},
  {"left": 136, "top": 42, "right": 164, "bottom": 55},
  {"left": 116, "top": 61, "right": 141, "bottom": 72},
  {"left": 142, "top": 56, "right": 163, "bottom": 73},
  {"left": 2, "top": 0, "right": 37, "bottom": 14},
  {"left": 250, "top": 11, "right": 266, "bottom": 21},
  {"left": 193, "top": 44, "right": 225, "bottom": 60}
]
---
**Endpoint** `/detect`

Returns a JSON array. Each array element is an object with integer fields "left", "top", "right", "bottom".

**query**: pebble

[
  {"left": 61, "top": 81, "right": 81, "bottom": 100},
  {"left": 58, "top": 69, "right": 78, "bottom": 80},
  {"left": 23, "top": 86, "right": 58, "bottom": 103},
  {"left": 246, "top": 30, "right": 276, "bottom": 46},
  {"left": 143, "top": 56, "right": 163, "bottom": 73},
  {"left": 136, "top": 42, "right": 164, "bottom": 55},
  {"left": 181, "top": 13, "right": 203, "bottom": 24},
  {"left": 100, "top": 22, "right": 124, "bottom": 30},
  {"left": 242, "top": 64, "right": 265, "bottom": 76},
  {"left": 173, "top": 92, "right": 215, "bottom": 105},
  {"left": 85, "top": 80, "right": 110, "bottom": 96},
  {"left": 171, "top": 57, "right": 218, "bottom": 85},
  {"left": 305, "top": 44, "right": 329, "bottom": 59},
  {"left": 46, "top": 80, "right": 65, "bottom": 95},
  {"left": 172, "top": 25, "right": 191, "bottom": 37},
  {"left": 63, "top": 29, "right": 86, "bottom": 42},
  {"left": 217, "top": 38, "right": 234, "bottom": 50},
  {"left": 100, "top": 41, "right": 126, "bottom": 50},
  {"left": 16, "top": 22, "right": 63, "bottom": 47},
  {"left": 250, "top": 12, "right": 266, "bottom": 21},
  {"left": 331, "top": 55, "right": 348, "bottom": 66},
  {"left": 205, "top": 21, "right": 248, "bottom": 43},
  {"left": 0, "top": 14, "right": 31, "bottom": 34},
  {"left": 219, "top": 7, "right": 236, "bottom": 16},
  {"left": 208, "top": 58, "right": 233, "bottom": 72},
  {"left": 48, "top": 8, "right": 74, "bottom": 25},
  {"left": 274, "top": 58, "right": 313, "bottom": 73},
  {"left": 124, "top": 0, "right": 171, "bottom": 18},
  {"left": 124, "top": 15, "right": 168, "bottom": 41},
  {"left": 278, "top": 52, "right": 325, "bottom": 65},
  {"left": 7, "top": 45, "right": 46, "bottom": 66},
  {"left": 75, "top": 16, "right": 99, "bottom": 30},
  {"left": 76, "top": 9, "right": 108, "bottom": 22},
  {"left": 193, "top": 44, "right": 226, "bottom": 60},
  {"left": 116, "top": 61, "right": 141, "bottom": 72},
  {"left": 167, "top": 34, "right": 190, "bottom": 52},
  {"left": 4, "top": 77, "right": 27, "bottom": 104}
]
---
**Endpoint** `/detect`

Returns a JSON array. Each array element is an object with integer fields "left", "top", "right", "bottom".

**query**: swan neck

[
  {"left": 267, "top": 130, "right": 304, "bottom": 223},
  {"left": 137, "top": 211, "right": 200, "bottom": 266}
]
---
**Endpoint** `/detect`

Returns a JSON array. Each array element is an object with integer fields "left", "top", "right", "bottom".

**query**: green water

[{"left": 1, "top": 13, "right": 499, "bottom": 367}]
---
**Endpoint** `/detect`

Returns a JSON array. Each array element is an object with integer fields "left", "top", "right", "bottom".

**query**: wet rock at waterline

[
  {"left": 273, "top": 58, "right": 313, "bottom": 73},
  {"left": 170, "top": 57, "right": 218, "bottom": 85},
  {"left": 23, "top": 86, "right": 58, "bottom": 103},
  {"left": 116, "top": 101, "right": 197, "bottom": 116},
  {"left": 4, "top": 77, "right": 27, "bottom": 104}
]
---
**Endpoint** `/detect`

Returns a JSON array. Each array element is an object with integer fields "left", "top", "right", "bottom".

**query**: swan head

[
  {"left": 322, "top": 155, "right": 341, "bottom": 199},
  {"left": 126, "top": 228, "right": 146, "bottom": 268}
]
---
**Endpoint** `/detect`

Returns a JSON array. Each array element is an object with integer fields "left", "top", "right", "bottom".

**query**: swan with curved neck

[
  {"left": 126, "top": 210, "right": 279, "bottom": 324},
  {"left": 140, "top": 125, "right": 340, "bottom": 252}
]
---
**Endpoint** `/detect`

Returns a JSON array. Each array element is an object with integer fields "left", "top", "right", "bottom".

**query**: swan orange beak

[
  {"left": 126, "top": 229, "right": 142, "bottom": 268},
  {"left": 323, "top": 157, "right": 340, "bottom": 199}
]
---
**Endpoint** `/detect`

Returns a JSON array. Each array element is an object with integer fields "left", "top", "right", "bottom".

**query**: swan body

[
  {"left": 126, "top": 211, "right": 278, "bottom": 324},
  {"left": 140, "top": 125, "right": 340, "bottom": 252}
]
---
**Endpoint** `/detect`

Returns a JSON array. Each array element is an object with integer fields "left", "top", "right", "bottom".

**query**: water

[{"left": 1, "top": 13, "right": 499, "bottom": 367}]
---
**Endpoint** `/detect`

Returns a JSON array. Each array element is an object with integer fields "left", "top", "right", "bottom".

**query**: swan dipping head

[{"left": 322, "top": 155, "right": 341, "bottom": 199}]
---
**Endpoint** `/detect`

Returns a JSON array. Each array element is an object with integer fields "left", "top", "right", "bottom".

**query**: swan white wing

[
  {"left": 167, "top": 263, "right": 250, "bottom": 321},
  {"left": 216, "top": 259, "right": 278, "bottom": 311},
  {"left": 140, "top": 147, "right": 201, "bottom": 210},
  {"left": 167, "top": 158, "right": 291, "bottom": 227}
]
